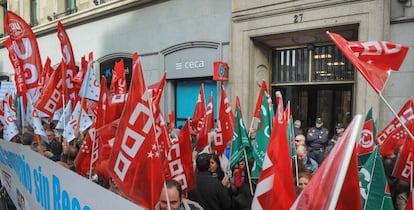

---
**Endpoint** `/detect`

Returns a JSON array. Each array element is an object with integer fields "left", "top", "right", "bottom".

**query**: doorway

[{"left": 272, "top": 84, "right": 353, "bottom": 136}]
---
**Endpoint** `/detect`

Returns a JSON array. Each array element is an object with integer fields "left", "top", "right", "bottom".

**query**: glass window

[
  {"left": 272, "top": 45, "right": 354, "bottom": 83},
  {"left": 67, "top": 0, "right": 77, "bottom": 13},
  {"left": 30, "top": 0, "right": 38, "bottom": 26},
  {"left": 272, "top": 47, "right": 308, "bottom": 83},
  {"left": 312, "top": 45, "right": 354, "bottom": 81}
]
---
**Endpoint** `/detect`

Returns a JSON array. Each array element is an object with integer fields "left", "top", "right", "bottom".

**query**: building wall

[
  {"left": 387, "top": 1, "right": 414, "bottom": 127},
  {"left": 231, "top": 0, "right": 394, "bottom": 126},
  {"left": 0, "top": 0, "right": 232, "bottom": 115}
]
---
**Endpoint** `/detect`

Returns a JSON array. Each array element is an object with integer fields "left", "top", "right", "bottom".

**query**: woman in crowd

[{"left": 296, "top": 172, "right": 312, "bottom": 195}]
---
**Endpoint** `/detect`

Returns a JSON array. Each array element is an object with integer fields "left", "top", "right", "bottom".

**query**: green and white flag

[
  {"left": 230, "top": 105, "right": 250, "bottom": 168},
  {"left": 358, "top": 146, "right": 394, "bottom": 210},
  {"left": 251, "top": 87, "right": 273, "bottom": 178}
]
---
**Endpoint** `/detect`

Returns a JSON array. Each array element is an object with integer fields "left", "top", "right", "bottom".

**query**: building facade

[
  {"left": 231, "top": 0, "right": 414, "bottom": 132},
  {"left": 0, "top": 0, "right": 413, "bottom": 133},
  {"left": 0, "top": 0, "right": 231, "bottom": 127}
]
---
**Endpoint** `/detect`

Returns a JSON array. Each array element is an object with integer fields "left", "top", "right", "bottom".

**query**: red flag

[
  {"left": 168, "top": 111, "right": 175, "bottom": 131},
  {"left": 4, "top": 11, "right": 42, "bottom": 100},
  {"left": 57, "top": 21, "right": 76, "bottom": 68},
  {"left": 392, "top": 135, "right": 412, "bottom": 183},
  {"left": 253, "top": 80, "right": 273, "bottom": 118},
  {"left": 57, "top": 21, "right": 77, "bottom": 100},
  {"left": 74, "top": 127, "right": 95, "bottom": 176},
  {"left": 3, "top": 38, "right": 27, "bottom": 107},
  {"left": 376, "top": 98, "right": 414, "bottom": 156},
  {"left": 196, "top": 93, "right": 214, "bottom": 151},
  {"left": 235, "top": 96, "right": 242, "bottom": 118},
  {"left": 35, "top": 61, "right": 64, "bottom": 117},
  {"left": 334, "top": 148, "right": 362, "bottom": 210},
  {"left": 215, "top": 85, "right": 234, "bottom": 154},
  {"left": 327, "top": 32, "right": 409, "bottom": 94},
  {"left": 290, "top": 115, "right": 364, "bottom": 210},
  {"left": 151, "top": 72, "right": 170, "bottom": 163},
  {"left": 96, "top": 119, "right": 119, "bottom": 166},
  {"left": 192, "top": 83, "right": 206, "bottom": 133},
  {"left": 165, "top": 120, "right": 196, "bottom": 193},
  {"left": 357, "top": 120, "right": 375, "bottom": 155},
  {"left": 108, "top": 52, "right": 164, "bottom": 209},
  {"left": 96, "top": 76, "right": 108, "bottom": 128},
  {"left": 110, "top": 59, "right": 127, "bottom": 94},
  {"left": 72, "top": 56, "right": 87, "bottom": 90},
  {"left": 251, "top": 98, "right": 295, "bottom": 209},
  {"left": 105, "top": 93, "right": 127, "bottom": 123}
]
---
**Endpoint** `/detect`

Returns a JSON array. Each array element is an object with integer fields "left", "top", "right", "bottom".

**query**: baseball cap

[
  {"left": 335, "top": 123, "right": 345, "bottom": 129},
  {"left": 315, "top": 118, "right": 323, "bottom": 123}
]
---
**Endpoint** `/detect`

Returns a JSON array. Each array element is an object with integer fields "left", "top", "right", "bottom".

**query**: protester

[
  {"left": 293, "top": 120, "right": 303, "bottom": 136},
  {"left": 49, "top": 141, "right": 63, "bottom": 162},
  {"left": 155, "top": 179, "right": 203, "bottom": 210},
  {"left": 21, "top": 132, "right": 34, "bottom": 146},
  {"left": 296, "top": 145, "right": 318, "bottom": 175},
  {"left": 306, "top": 117, "right": 329, "bottom": 164},
  {"left": 294, "top": 134, "right": 306, "bottom": 147},
  {"left": 46, "top": 128, "right": 57, "bottom": 143},
  {"left": 231, "top": 159, "right": 255, "bottom": 210},
  {"left": 383, "top": 150, "right": 410, "bottom": 210},
  {"left": 296, "top": 172, "right": 312, "bottom": 195},
  {"left": 325, "top": 123, "right": 345, "bottom": 155},
  {"left": 209, "top": 153, "right": 225, "bottom": 182},
  {"left": 188, "top": 153, "right": 232, "bottom": 210}
]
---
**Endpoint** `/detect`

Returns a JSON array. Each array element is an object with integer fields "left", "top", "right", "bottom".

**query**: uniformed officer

[{"left": 306, "top": 117, "right": 329, "bottom": 164}]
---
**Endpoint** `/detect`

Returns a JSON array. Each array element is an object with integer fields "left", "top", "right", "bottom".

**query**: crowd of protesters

[{"left": 0, "top": 115, "right": 411, "bottom": 210}]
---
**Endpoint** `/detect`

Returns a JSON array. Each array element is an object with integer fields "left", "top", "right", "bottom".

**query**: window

[
  {"left": 30, "top": 0, "right": 38, "bottom": 26},
  {"left": 66, "top": 0, "right": 77, "bottom": 14},
  {"left": 272, "top": 45, "right": 354, "bottom": 83}
]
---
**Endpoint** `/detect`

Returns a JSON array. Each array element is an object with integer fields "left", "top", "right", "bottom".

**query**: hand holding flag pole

[{"left": 326, "top": 31, "right": 414, "bottom": 142}]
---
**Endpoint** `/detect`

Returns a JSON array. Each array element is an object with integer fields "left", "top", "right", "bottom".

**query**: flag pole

[
  {"left": 243, "top": 147, "right": 254, "bottom": 196},
  {"left": 20, "top": 95, "right": 25, "bottom": 132},
  {"left": 88, "top": 133, "right": 95, "bottom": 180},
  {"left": 378, "top": 94, "right": 414, "bottom": 141}
]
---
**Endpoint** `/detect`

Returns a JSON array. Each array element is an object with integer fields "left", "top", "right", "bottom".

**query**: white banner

[{"left": 0, "top": 140, "right": 143, "bottom": 210}]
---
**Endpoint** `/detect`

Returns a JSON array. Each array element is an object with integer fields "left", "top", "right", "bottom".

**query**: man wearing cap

[
  {"left": 306, "top": 118, "right": 329, "bottom": 164},
  {"left": 325, "top": 123, "right": 346, "bottom": 155}
]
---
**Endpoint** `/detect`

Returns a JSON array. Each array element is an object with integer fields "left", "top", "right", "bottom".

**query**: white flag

[
  {"left": 79, "top": 53, "right": 100, "bottom": 101},
  {"left": 62, "top": 101, "right": 92, "bottom": 142},
  {"left": 26, "top": 97, "right": 48, "bottom": 143},
  {"left": 56, "top": 100, "right": 72, "bottom": 130},
  {"left": 1, "top": 93, "right": 18, "bottom": 141}
]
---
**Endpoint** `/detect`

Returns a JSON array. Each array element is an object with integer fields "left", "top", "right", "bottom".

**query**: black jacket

[{"left": 188, "top": 171, "right": 232, "bottom": 210}]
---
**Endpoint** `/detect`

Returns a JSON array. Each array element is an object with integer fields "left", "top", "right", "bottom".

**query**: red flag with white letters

[
  {"left": 105, "top": 93, "right": 127, "bottom": 123},
  {"left": 110, "top": 59, "right": 127, "bottom": 95},
  {"left": 215, "top": 85, "right": 234, "bottom": 154},
  {"left": 74, "top": 127, "right": 96, "bottom": 176},
  {"left": 391, "top": 122, "right": 414, "bottom": 183},
  {"left": 327, "top": 32, "right": 409, "bottom": 94},
  {"left": 35, "top": 61, "right": 64, "bottom": 117},
  {"left": 4, "top": 11, "right": 42, "bottom": 101},
  {"left": 108, "top": 52, "right": 164, "bottom": 209},
  {"left": 57, "top": 21, "right": 77, "bottom": 100},
  {"left": 376, "top": 98, "right": 414, "bottom": 156},
  {"left": 196, "top": 93, "right": 214, "bottom": 151},
  {"left": 192, "top": 83, "right": 206, "bottom": 133},
  {"left": 165, "top": 120, "right": 195, "bottom": 193}
]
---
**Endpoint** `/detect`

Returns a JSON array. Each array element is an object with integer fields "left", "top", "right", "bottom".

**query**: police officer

[{"left": 306, "top": 117, "right": 329, "bottom": 164}]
